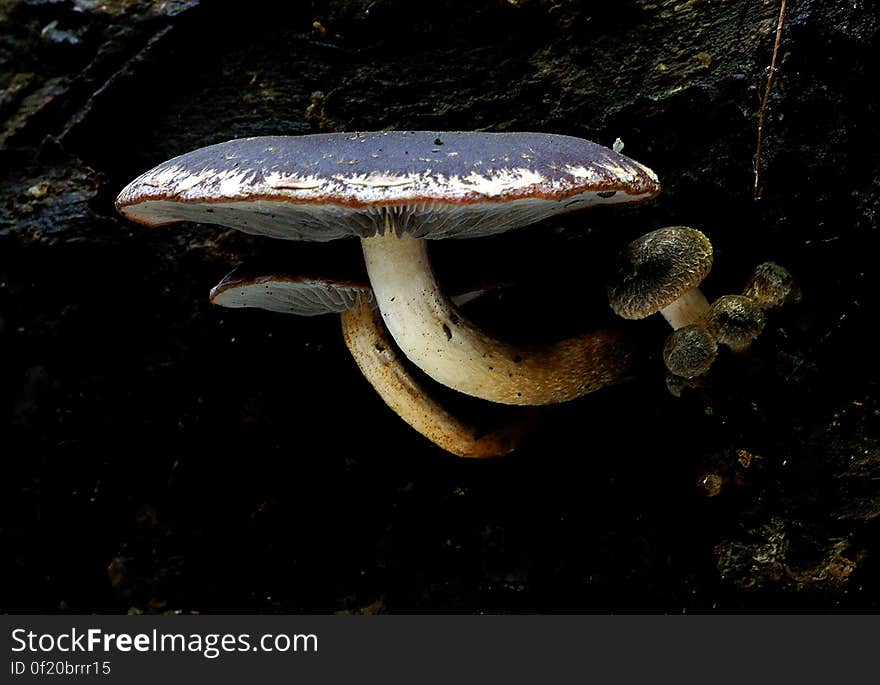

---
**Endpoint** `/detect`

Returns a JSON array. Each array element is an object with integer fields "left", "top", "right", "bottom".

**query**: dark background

[{"left": 1, "top": 0, "right": 878, "bottom": 613}]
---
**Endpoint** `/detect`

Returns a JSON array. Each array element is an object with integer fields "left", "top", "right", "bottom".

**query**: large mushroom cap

[
  {"left": 116, "top": 131, "right": 660, "bottom": 240},
  {"left": 608, "top": 226, "right": 713, "bottom": 320}
]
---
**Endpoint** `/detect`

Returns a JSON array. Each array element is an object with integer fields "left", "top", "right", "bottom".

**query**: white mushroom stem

[
  {"left": 360, "top": 227, "right": 634, "bottom": 405},
  {"left": 340, "top": 301, "right": 529, "bottom": 458},
  {"left": 658, "top": 288, "right": 710, "bottom": 329}
]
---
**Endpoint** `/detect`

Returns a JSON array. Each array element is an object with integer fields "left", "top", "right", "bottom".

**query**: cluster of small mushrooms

[
  {"left": 607, "top": 226, "right": 800, "bottom": 389},
  {"left": 116, "top": 131, "right": 796, "bottom": 457}
]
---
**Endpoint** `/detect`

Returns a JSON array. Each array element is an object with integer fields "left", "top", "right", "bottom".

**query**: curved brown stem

[
  {"left": 341, "top": 301, "right": 531, "bottom": 458},
  {"left": 361, "top": 230, "right": 636, "bottom": 405}
]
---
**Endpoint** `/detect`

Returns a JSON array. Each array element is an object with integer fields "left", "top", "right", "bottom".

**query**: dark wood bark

[{"left": 2, "top": 0, "right": 878, "bottom": 611}]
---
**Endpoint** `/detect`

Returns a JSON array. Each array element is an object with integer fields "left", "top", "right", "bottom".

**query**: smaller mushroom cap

[
  {"left": 608, "top": 226, "right": 713, "bottom": 319},
  {"left": 662, "top": 324, "right": 718, "bottom": 378},
  {"left": 210, "top": 267, "right": 504, "bottom": 316},
  {"left": 696, "top": 471, "right": 724, "bottom": 498},
  {"left": 705, "top": 294, "right": 765, "bottom": 351},
  {"left": 209, "top": 269, "right": 372, "bottom": 316},
  {"left": 743, "top": 261, "right": 801, "bottom": 309}
]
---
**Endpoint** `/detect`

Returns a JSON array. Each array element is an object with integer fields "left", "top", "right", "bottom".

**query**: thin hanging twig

[{"left": 754, "top": 0, "right": 788, "bottom": 200}]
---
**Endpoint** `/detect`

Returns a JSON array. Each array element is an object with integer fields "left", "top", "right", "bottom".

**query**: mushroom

[
  {"left": 704, "top": 294, "right": 765, "bottom": 352},
  {"left": 210, "top": 268, "right": 528, "bottom": 458},
  {"left": 209, "top": 270, "right": 372, "bottom": 315},
  {"left": 116, "top": 131, "right": 659, "bottom": 405},
  {"left": 743, "top": 261, "right": 801, "bottom": 309},
  {"left": 607, "top": 226, "right": 713, "bottom": 329},
  {"left": 662, "top": 324, "right": 718, "bottom": 379}
]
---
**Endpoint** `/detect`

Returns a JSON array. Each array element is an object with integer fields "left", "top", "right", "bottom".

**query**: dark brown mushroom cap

[
  {"left": 116, "top": 131, "right": 660, "bottom": 240},
  {"left": 743, "top": 261, "right": 801, "bottom": 309},
  {"left": 608, "top": 226, "right": 713, "bottom": 319},
  {"left": 209, "top": 269, "right": 372, "bottom": 316},
  {"left": 705, "top": 294, "right": 765, "bottom": 350},
  {"left": 662, "top": 324, "right": 718, "bottom": 378}
]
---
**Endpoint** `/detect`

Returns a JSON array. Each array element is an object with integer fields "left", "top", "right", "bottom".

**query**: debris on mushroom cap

[
  {"left": 115, "top": 131, "right": 660, "bottom": 240},
  {"left": 209, "top": 269, "right": 373, "bottom": 316},
  {"left": 743, "top": 261, "right": 801, "bottom": 309},
  {"left": 608, "top": 226, "right": 713, "bottom": 320},
  {"left": 662, "top": 324, "right": 718, "bottom": 378},
  {"left": 705, "top": 294, "right": 766, "bottom": 351}
]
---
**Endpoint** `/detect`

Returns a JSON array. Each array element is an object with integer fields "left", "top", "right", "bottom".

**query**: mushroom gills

[{"left": 210, "top": 275, "right": 373, "bottom": 315}]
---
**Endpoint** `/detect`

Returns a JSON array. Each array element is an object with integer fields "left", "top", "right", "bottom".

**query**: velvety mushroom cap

[
  {"left": 116, "top": 131, "right": 660, "bottom": 239},
  {"left": 705, "top": 295, "right": 766, "bottom": 350},
  {"left": 209, "top": 269, "right": 372, "bottom": 316},
  {"left": 743, "top": 261, "right": 801, "bottom": 309},
  {"left": 662, "top": 324, "right": 718, "bottom": 378},
  {"left": 608, "top": 226, "right": 713, "bottom": 320}
]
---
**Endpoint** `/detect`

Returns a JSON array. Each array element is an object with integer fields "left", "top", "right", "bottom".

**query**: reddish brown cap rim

[{"left": 117, "top": 131, "right": 660, "bottom": 241}]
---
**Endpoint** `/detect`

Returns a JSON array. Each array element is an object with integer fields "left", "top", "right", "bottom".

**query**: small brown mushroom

[
  {"left": 117, "top": 131, "right": 659, "bottom": 405},
  {"left": 608, "top": 226, "right": 713, "bottom": 330},
  {"left": 210, "top": 269, "right": 526, "bottom": 458},
  {"left": 704, "top": 294, "right": 765, "bottom": 351},
  {"left": 662, "top": 324, "right": 718, "bottom": 379},
  {"left": 696, "top": 471, "right": 725, "bottom": 498},
  {"left": 743, "top": 261, "right": 801, "bottom": 309}
]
